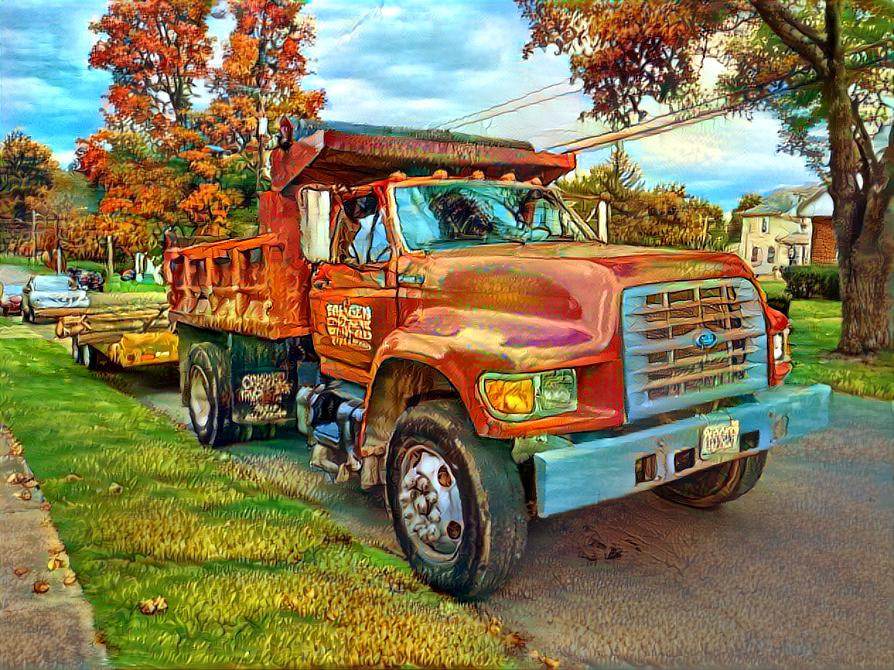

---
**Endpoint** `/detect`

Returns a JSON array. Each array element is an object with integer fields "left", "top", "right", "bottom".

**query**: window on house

[
  {"left": 750, "top": 246, "right": 762, "bottom": 264},
  {"left": 761, "top": 217, "right": 769, "bottom": 234},
  {"left": 767, "top": 246, "right": 776, "bottom": 264}
]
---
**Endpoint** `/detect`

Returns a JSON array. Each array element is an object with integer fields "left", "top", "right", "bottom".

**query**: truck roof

[{"left": 270, "top": 119, "right": 576, "bottom": 191}]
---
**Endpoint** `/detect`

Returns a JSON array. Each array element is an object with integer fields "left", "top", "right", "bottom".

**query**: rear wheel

[
  {"left": 653, "top": 452, "right": 768, "bottom": 508},
  {"left": 385, "top": 399, "right": 527, "bottom": 599},
  {"left": 186, "top": 343, "right": 235, "bottom": 447}
]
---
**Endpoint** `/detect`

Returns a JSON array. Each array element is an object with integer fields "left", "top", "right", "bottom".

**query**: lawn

[
  {"left": 787, "top": 299, "right": 894, "bottom": 400},
  {"left": 0, "top": 336, "right": 512, "bottom": 668},
  {"left": 105, "top": 278, "right": 167, "bottom": 293}
]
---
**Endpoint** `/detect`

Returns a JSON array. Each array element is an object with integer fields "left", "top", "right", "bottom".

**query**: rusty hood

[{"left": 399, "top": 242, "right": 758, "bottom": 370}]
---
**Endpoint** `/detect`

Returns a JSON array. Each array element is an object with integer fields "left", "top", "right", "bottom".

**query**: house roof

[
  {"left": 776, "top": 232, "right": 811, "bottom": 245},
  {"left": 744, "top": 184, "right": 825, "bottom": 217}
]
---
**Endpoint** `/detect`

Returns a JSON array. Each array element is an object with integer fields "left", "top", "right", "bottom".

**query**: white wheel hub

[{"left": 399, "top": 445, "right": 464, "bottom": 561}]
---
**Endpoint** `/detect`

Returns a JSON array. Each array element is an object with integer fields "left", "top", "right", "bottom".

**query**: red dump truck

[{"left": 164, "top": 120, "right": 830, "bottom": 597}]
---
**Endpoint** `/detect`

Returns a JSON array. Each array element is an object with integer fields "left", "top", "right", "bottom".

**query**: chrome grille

[{"left": 621, "top": 278, "right": 768, "bottom": 421}]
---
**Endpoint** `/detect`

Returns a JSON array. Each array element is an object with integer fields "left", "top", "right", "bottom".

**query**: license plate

[{"left": 700, "top": 420, "right": 740, "bottom": 458}]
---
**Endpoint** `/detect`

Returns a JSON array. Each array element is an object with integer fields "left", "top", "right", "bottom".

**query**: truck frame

[{"left": 164, "top": 120, "right": 830, "bottom": 598}]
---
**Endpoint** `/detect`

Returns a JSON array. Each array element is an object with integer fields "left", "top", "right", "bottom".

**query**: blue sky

[{"left": 0, "top": 0, "right": 817, "bottom": 210}]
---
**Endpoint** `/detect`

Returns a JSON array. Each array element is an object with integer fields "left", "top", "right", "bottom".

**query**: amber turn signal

[{"left": 483, "top": 377, "right": 536, "bottom": 415}]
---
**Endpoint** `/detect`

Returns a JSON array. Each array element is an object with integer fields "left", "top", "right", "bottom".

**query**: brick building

[{"left": 797, "top": 188, "right": 837, "bottom": 264}]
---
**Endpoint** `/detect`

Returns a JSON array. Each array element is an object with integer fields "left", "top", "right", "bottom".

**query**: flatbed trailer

[{"left": 55, "top": 301, "right": 178, "bottom": 369}]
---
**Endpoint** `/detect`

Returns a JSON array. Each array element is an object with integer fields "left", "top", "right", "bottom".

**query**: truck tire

[
  {"left": 385, "top": 399, "right": 527, "bottom": 599},
  {"left": 653, "top": 451, "right": 768, "bottom": 508},
  {"left": 186, "top": 343, "right": 235, "bottom": 447}
]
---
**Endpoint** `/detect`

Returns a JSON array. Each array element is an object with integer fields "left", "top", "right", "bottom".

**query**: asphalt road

[{"left": 2, "top": 263, "right": 892, "bottom": 668}]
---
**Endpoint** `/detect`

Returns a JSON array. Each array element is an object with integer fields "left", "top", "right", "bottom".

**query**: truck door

[{"left": 308, "top": 192, "right": 397, "bottom": 380}]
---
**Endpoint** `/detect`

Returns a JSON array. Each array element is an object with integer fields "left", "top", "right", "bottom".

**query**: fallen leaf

[
  {"left": 503, "top": 630, "right": 530, "bottom": 649},
  {"left": 24, "top": 478, "right": 38, "bottom": 489},
  {"left": 8, "top": 442, "right": 23, "bottom": 457},
  {"left": 487, "top": 616, "right": 502, "bottom": 635},
  {"left": 64, "top": 473, "right": 82, "bottom": 483},
  {"left": 6, "top": 472, "right": 28, "bottom": 485},
  {"left": 14, "top": 489, "right": 32, "bottom": 501},
  {"left": 32, "top": 581, "right": 49, "bottom": 594},
  {"left": 13, "top": 567, "right": 30, "bottom": 578},
  {"left": 530, "top": 650, "right": 561, "bottom": 670},
  {"left": 40, "top": 501, "right": 51, "bottom": 512},
  {"left": 48, "top": 542, "right": 64, "bottom": 555},
  {"left": 63, "top": 571, "right": 78, "bottom": 587},
  {"left": 108, "top": 482, "right": 123, "bottom": 495},
  {"left": 139, "top": 595, "right": 168, "bottom": 615},
  {"left": 48, "top": 555, "right": 68, "bottom": 571}
]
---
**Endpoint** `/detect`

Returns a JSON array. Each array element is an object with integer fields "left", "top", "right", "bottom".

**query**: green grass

[
  {"left": 787, "top": 299, "right": 894, "bottom": 400},
  {"left": 758, "top": 279, "right": 788, "bottom": 302},
  {"left": 105, "top": 278, "right": 167, "bottom": 293},
  {"left": 0, "top": 337, "right": 512, "bottom": 668}
]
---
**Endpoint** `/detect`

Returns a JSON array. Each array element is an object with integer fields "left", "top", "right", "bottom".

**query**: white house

[{"left": 738, "top": 185, "right": 820, "bottom": 276}]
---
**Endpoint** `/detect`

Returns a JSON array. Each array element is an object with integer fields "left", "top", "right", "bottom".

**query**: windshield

[
  {"left": 394, "top": 181, "right": 597, "bottom": 250},
  {"left": 33, "top": 276, "right": 74, "bottom": 291}
]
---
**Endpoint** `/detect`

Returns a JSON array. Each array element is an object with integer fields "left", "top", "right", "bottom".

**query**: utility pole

[
  {"left": 106, "top": 235, "right": 114, "bottom": 281},
  {"left": 31, "top": 211, "right": 37, "bottom": 262}
]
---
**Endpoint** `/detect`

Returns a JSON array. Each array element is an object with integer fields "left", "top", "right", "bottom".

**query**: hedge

[{"left": 781, "top": 264, "right": 840, "bottom": 300}]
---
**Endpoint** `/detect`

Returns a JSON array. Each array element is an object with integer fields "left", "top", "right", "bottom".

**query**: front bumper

[{"left": 533, "top": 383, "right": 831, "bottom": 517}]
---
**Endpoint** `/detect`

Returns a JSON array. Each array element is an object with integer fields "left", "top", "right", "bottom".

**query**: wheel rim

[
  {"left": 81, "top": 346, "right": 90, "bottom": 368},
  {"left": 398, "top": 444, "right": 464, "bottom": 562},
  {"left": 71, "top": 340, "right": 79, "bottom": 360},
  {"left": 189, "top": 366, "right": 212, "bottom": 429}
]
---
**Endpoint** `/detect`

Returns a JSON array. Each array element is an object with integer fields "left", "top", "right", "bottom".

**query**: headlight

[
  {"left": 480, "top": 369, "right": 577, "bottom": 421},
  {"left": 773, "top": 328, "right": 790, "bottom": 362}
]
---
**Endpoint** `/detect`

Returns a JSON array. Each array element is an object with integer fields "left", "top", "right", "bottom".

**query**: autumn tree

[
  {"left": 89, "top": 0, "right": 214, "bottom": 138},
  {"left": 0, "top": 131, "right": 57, "bottom": 220},
  {"left": 205, "top": 0, "right": 325, "bottom": 193},
  {"left": 560, "top": 144, "right": 643, "bottom": 203},
  {"left": 560, "top": 145, "right": 725, "bottom": 248},
  {"left": 518, "top": 0, "right": 894, "bottom": 354}
]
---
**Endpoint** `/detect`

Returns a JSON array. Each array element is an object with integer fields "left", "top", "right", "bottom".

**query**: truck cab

[{"left": 165, "top": 120, "right": 830, "bottom": 598}]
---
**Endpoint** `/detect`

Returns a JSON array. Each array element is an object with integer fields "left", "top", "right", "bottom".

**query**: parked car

[
  {"left": 21, "top": 274, "right": 90, "bottom": 322},
  {"left": 0, "top": 283, "right": 23, "bottom": 316},
  {"left": 68, "top": 267, "right": 105, "bottom": 292}
]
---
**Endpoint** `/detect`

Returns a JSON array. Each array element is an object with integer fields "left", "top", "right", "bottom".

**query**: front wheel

[
  {"left": 385, "top": 399, "right": 527, "bottom": 599},
  {"left": 653, "top": 451, "right": 768, "bottom": 508}
]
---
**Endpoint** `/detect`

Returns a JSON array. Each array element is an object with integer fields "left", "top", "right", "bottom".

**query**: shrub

[{"left": 782, "top": 264, "right": 840, "bottom": 300}]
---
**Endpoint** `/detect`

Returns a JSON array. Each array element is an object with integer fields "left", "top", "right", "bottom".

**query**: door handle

[
  {"left": 312, "top": 279, "right": 330, "bottom": 290},
  {"left": 398, "top": 273, "right": 424, "bottom": 286}
]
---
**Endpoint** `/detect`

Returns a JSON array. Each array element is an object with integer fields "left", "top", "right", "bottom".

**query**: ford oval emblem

[{"left": 695, "top": 330, "right": 718, "bottom": 349}]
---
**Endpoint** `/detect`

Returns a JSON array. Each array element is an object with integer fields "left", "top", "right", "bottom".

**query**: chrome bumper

[{"left": 533, "top": 384, "right": 831, "bottom": 517}]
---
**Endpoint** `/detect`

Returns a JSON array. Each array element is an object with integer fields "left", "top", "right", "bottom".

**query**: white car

[{"left": 22, "top": 274, "right": 90, "bottom": 322}]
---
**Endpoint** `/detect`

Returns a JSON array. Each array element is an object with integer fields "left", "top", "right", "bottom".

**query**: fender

[{"left": 363, "top": 308, "right": 625, "bottom": 444}]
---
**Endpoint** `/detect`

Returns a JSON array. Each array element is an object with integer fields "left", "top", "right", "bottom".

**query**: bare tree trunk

[{"left": 839, "top": 246, "right": 892, "bottom": 353}]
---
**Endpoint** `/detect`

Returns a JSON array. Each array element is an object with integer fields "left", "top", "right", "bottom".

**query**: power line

[
  {"left": 434, "top": 80, "right": 581, "bottom": 130},
  {"left": 447, "top": 87, "right": 584, "bottom": 130}
]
